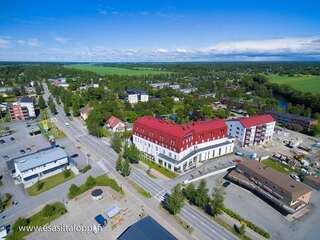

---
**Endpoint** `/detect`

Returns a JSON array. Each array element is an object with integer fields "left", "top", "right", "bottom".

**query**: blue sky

[{"left": 0, "top": 0, "right": 320, "bottom": 61}]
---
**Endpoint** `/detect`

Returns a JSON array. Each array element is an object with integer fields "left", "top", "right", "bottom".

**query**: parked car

[
  {"left": 235, "top": 151, "right": 244, "bottom": 156},
  {"left": 26, "top": 147, "right": 31, "bottom": 152},
  {"left": 10, "top": 137, "right": 15, "bottom": 141},
  {"left": 71, "top": 154, "right": 79, "bottom": 158},
  {"left": 20, "top": 149, "right": 25, "bottom": 154},
  {"left": 64, "top": 122, "right": 70, "bottom": 127},
  {"left": 0, "top": 139, "right": 5, "bottom": 144},
  {"left": 289, "top": 173, "right": 301, "bottom": 182},
  {"left": 94, "top": 215, "right": 106, "bottom": 227}
]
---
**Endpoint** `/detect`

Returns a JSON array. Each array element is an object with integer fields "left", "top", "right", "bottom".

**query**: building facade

[
  {"left": 267, "top": 110, "right": 318, "bottom": 130},
  {"left": 227, "top": 160, "right": 312, "bottom": 213},
  {"left": 9, "top": 97, "right": 35, "bottom": 121},
  {"left": 106, "top": 116, "right": 126, "bottom": 132},
  {"left": 226, "top": 114, "right": 275, "bottom": 147},
  {"left": 13, "top": 147, "right": 69, "bottom": 188},
  {"left": 133, "top": 116, "right": 234, "bottom": 173}
]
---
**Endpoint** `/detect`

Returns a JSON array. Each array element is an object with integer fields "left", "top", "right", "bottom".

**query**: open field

[
  {"left": 266, "top": 74, "right": 320, "bottom": 93},
  {"left": 65, "top": 64, "right": 172, "bottom": 76}
]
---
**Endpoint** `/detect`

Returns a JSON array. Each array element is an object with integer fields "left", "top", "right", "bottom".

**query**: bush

[
  {"left": 79, "top": 164, "right": 92, "bottom": 173},
  {"left": 85, "top": 176, "right": 96, "bottom": 188},
  {"left": 69, "top": 184, "right": 80, "bottom": 198},
  {"left": 63, "top": 169, "right": 72, "bottom": 178},
  {"left": 223, "top": 208, "right": 270, "bottom": 238}
]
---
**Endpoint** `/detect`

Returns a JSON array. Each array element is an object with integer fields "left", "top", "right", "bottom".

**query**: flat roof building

[
  {"left": 13, "top": 147, "right": 69, "bottom": 188},
  {"left": 227, "top": 160, "right": 312, "bottom": 213}
]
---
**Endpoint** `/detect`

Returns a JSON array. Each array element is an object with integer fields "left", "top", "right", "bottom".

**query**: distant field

[
  {"left": 65, "top": 64, "right": 172, "bottom": 76},
  {"left": 266, "top": 74, "right": 320, "bottom": 93}
]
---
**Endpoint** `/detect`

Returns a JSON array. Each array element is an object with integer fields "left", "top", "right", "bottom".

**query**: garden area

[
  {"left": 262, "top": 159, "right": 299, "bottom": 174},
  {"left": 68, "top": 175, "right": 123, "bottom": 199},
  {"left": 26, "top": 169, "right": 74, "bottom": 196},
  {"left": 141, "top": 157, "right": 177, "bottom": 179},
  {"left": 7, "top": 202, "right": 67, "bottom": 240}
]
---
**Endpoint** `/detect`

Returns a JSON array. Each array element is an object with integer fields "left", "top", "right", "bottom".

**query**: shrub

[
  {"left": 85, "top": 176, "right": 96, "bottom": 188},
  {"left": 79, "top": 165, "right": 92, "bottom": 173},
  {"left": 63, "top": 169, "right": 72, "bottom": 178},
  {"left": 69, "top": 184, "right": 80, "bottom": 198}
]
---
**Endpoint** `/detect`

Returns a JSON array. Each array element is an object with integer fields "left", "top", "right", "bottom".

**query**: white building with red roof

[
  {"left": 133, "top": 116, "right": 235, "bottom": 173},
  {"left": 226, "top": 114, "right": 275, "bottom": 147},
  {"left": 105, "top": 116, "right": 126, "bottom": 132}
]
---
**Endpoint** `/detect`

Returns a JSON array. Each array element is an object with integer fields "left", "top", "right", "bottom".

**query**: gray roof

[
  {"left": 15, "top": 147, "right": 68, "bottom": 172},
  {"left": 18, "top": 96, "right": 33, "bottom": 103}
]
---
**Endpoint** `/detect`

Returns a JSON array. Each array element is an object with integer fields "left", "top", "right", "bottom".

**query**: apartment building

[
  {"left": 9, "top": 97, "right": 35, "bottom": 121},
  {"left": 133, "top": 116, "right": 234, "bottom": 173},
  {"left": 226, "top": 114, "right": 275, "bottom": 147}
]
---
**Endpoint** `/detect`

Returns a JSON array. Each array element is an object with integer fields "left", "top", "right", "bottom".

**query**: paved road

[{"left": 41, "top": 84, "right": 238, "bottom": 240}]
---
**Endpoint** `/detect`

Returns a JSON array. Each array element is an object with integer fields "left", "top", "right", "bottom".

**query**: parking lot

[
  {"left": 199, "top": 172, "right": 320, "bottom": 240},
  {"left": 28, "top": 186, "right": 145, "bottom": 240}
]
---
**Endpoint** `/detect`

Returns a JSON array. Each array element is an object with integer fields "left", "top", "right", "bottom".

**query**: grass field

[
  {"left": 266, "top": 74, "right": 320, "bottom": 93},
  {"left": 261, "top": 159, "right": 298, "bottom": 174},
  {"left": 65, "top": 64, "right": 172, "bottom": 76},
  {"left": 140, "top": 157, "right": 177, "bottom": 179},
  {"left": 26, "top": 171, "right": 75, "bottom": 196}
]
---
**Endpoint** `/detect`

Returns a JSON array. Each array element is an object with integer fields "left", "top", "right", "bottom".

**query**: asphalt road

[{"left": 42, "top": 84, "right": 238, "bottom": 240}]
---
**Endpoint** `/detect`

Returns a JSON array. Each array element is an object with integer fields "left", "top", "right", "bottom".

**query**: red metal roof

[
  {"left": 106, "top": 116, "right": 123, "bottom": 129},
  {"left": 133, "top": 116, "right": 227, "bottom": 153},
  {"left": 239, "top": 114, "right": 274, "bottom": 128}
]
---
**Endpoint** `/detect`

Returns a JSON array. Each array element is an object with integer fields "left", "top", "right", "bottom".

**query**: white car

[
  {"left": 289, "top": 174, "right": 300, "bottom": 182},
  {"left": 64, "top": 122, "right": 70, "bottom": 127}
]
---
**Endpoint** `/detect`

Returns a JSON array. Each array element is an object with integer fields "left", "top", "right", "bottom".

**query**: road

[{"left": 37, "top": 84, "right": 239, "bottom": 240}]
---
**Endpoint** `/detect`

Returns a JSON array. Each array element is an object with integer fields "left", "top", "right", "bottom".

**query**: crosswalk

[{"left": 154, "top": 190, "right": 168, "bottom": 202}]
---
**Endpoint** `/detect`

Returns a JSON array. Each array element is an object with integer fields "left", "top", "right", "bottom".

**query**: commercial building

[
  {"left": 105, "top": 116, "right": 126, "bottom": 132},
  {"left": 150, "top": 82, "right": 170, "bottom": 89},
  {"left": 267, "top": 110, "right": 318, "bottom": 130},
  {"left": 226, "top": 114, "right": 275, "bottom": 147},
  {"left": 8, "top": 97, "right": 35, "bottom": 121},
  {"left": 133, "top": 116, "right": 234, "bottom": 173},
  {"left": 118, "top": 216, "right": 177, "bottom": 240},
  {"left": 13, "top": 147, "right": 69, "bottom": 188},
  {"left": 126, "top": 89, "right": 149, "bottom": 104},
  {"left": 227, "top": 160, "right": 312, "bottom": 213}
]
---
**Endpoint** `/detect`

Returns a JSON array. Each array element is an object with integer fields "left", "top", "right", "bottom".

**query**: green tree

[
  {"left": 12, "top": 217, "right": 29, "bottom": 233},
  {"left": 121, "top": 159, "right": 131, "bottom": 177},
  {"left": 208, "top": 186, "right": 225, "bottom": 217},
  {"left": 72, "top": 96, "right": 80, "bottom": 117},
  {"left": 111, "top": 134, "right": 122, "bottom": 153},
  {"left": 69, "top": 184, "right": 80, "bottom": 197},
  {"left": 200, "top": 105, "right": 213, "bottom": 119},
  {"left": 163, "top": 184, "right": 185, "bottom": 215},
  {"left": 38, "top": 95, "right": 46, "bottom": 109},
  {"left": 194, "top": 180, "right": 209, "bottom": 209},
  {"left": 48, "top": 96, "right": 57, "bottom": 114},
  {"left": 183, "top": 183, "right": 196, "bottom": 204},
  {"left": 85, "top": 176, "right": 96, "bottom": 188},
  {"left": 63, "top": 168, "right": 72, "bottom": 178},
  {"left": 42, "top": 204, "right": 56, "bottom": 218},
  {"left": 116, "top": 156, "right": 123, "bottom": 172},
  {"left": 123, "top": 143, "right": 140, "bottom": 163}
]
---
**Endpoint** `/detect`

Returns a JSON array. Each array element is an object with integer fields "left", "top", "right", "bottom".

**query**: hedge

[{"left": 223, "top": 208, "right": 271, "bottom": 239}]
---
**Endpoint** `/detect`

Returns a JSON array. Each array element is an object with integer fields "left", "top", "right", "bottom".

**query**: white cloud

[
  {"left": 54, "top": 37, "right": 69, "bottom": 44},
  {"left": 17, "top": 39, "right": 26, "bottom": 45},
  {"left": 2, "top": 36, "right": 320, "bottom": 61},
  {"left": 27, "top": 38, "right": 39, "bottom": 47},
  {"left": 0, "top": 38, "right": 10, "bottom": 49}
]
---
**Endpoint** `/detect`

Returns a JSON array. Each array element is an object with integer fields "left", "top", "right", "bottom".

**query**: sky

[{"left": 0, "top": 0, "right": 320, "bottom": 62}]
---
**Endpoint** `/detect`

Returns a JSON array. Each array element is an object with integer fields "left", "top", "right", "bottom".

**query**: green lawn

[
  {"left": 261, "top": 159, "right": 298, "bottom": 174},
  {"left": 10, "top": 202, "right": 67, "bottom": 240},
  {"left": 68, "top": 175, "right": 123, "bottom": 199},
  {"left": 266, "top": 74, "right": 320, "bottom": 93},
  {"left": 129, "top": 180, "right": 152, "bottom": 198},
  {"left": 141, "top": 158, "right": 177, "bottom": 179},
  {"left": 26, "top": 171, "right": 74, "bottom": 196},
  {"left": 65, "top": 64, "right": 172, "bottom": 76}
]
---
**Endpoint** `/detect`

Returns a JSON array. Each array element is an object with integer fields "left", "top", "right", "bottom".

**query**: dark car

[
  {"left": 223, "top": 181, "right": 231, "bottom": 188},
  {"left": 0, "top": 139, "right": 5, "bottom": 144},
  {"left": 71, "top": 154, "right": 79, "bottom": 158},
  {"left": 20, "top": 149, "right": 26, "bottom": 154},
  {"left": 26, "top": 147, "right": 31, "bottom": 152},
  {"left": 10, "top": 137, "right": 15, "bottom": 141}
]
